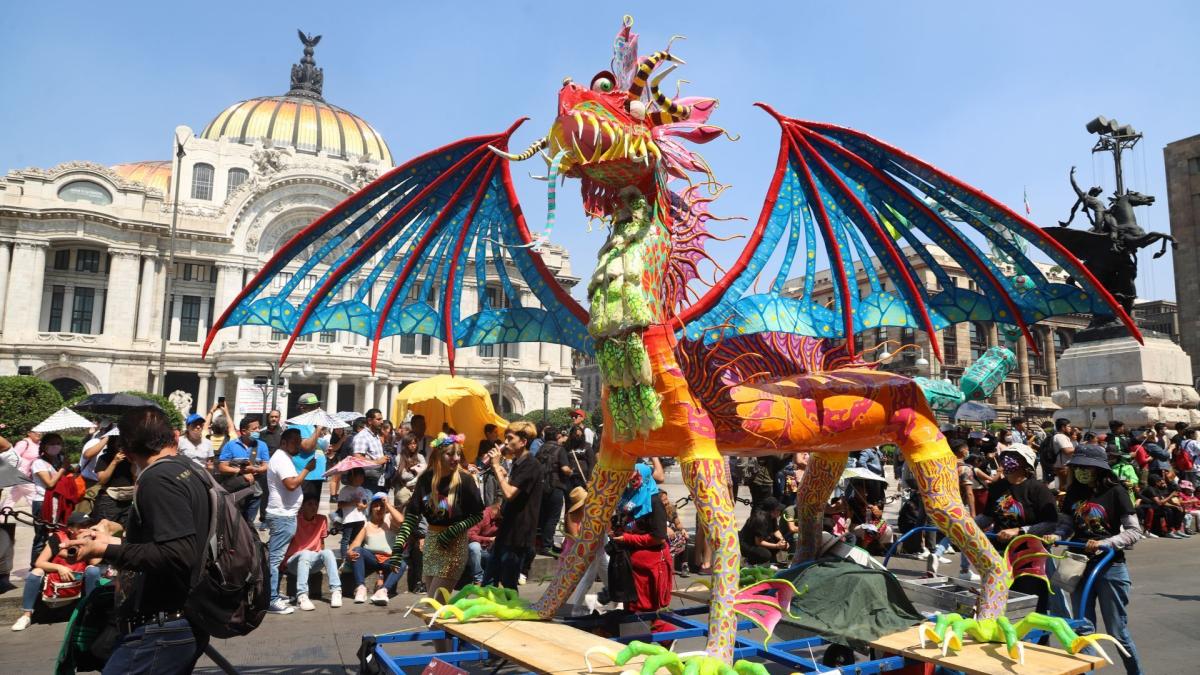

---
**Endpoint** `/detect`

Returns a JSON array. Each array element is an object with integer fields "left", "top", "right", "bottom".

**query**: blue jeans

[
  {"left": 20, "top": 566, "right": 101, "bottom": 612},
  {"left": 351, "top": 547, "right": 404, "bottom": 591},
  {"left": 339, "top": 521, "right": 364, "bottom": 562},
  {"left": 287, "top": 550, "right": 340, "bottom": 596},
  {"left": 1071, "top": 562, "right": 1143, "bottom": 675},
  {"left": 265, "top": 514, "right": 297, "bottom": 601},
  {"left": 481, "top": 543, "right": 528, "bottom": 590},
  {"left": 241, "top": 493, "right": 260, "bottom": 527},
  {"left": 102, "top": 618, "right": 207, "bottom": 675},
  {"left": 466, "top": 541, "right": 491, "bottom": 585}
]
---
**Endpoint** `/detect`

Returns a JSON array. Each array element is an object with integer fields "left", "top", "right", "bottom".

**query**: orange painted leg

[
  {"left": 681, "top": 457, "right": 738, "bottom": 663},
  {"left": 793, "top": 451, "right": 847, "bottom": 563}
]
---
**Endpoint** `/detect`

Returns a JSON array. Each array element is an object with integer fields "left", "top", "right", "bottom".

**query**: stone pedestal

[{"left": 1051, "top": 335, "right": 1200, "bottom": 428}]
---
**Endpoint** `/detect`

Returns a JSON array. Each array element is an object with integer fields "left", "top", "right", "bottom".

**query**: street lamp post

[
  {"left": 542, "top": 371, "right": 554, "bottom": 423},
  {"left": 257, "top": 359, "right": 314, "bottom": 424},
  {"left": 155, "top": 137, "right": 186, "bottom": 395}
]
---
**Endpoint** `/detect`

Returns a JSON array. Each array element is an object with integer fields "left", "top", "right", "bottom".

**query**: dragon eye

[{"left": 590, "top": 72, "right": 616, "bottom": 93}]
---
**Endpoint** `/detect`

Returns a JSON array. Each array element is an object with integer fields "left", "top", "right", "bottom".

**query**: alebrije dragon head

[{"left": 490, "top": 15, "right": 725, "bottom": 220}]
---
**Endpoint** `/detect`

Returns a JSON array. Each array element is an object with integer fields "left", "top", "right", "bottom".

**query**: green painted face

[{"left": 1073, "top": 468, "right": 1095, "bottom": 485}]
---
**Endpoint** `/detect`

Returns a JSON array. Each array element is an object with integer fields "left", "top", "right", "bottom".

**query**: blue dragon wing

[
  {"left": 677, "top": 105, "right": 1140, "bottom": 358},
  {"left": 204, "top": 120, "right": 591, "bottom": 372}
]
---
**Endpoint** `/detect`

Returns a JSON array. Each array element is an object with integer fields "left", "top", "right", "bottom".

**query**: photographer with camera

[
  {"left": 218, "top": 416, "right": 270, "bottom": 526},
  {"left": 63, "top": 406, "right": 212, "bottom": 674}
]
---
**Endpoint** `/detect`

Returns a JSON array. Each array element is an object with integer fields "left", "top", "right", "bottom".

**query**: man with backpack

[
  {"left": 65, "top": 406, "right": 214, "bottom": 674},
  {"left": 1040, "top": 418, "right": 1073, "bottom": 485}
]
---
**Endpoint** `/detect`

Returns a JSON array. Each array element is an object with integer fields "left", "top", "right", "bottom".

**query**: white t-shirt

[
  {"left": 80, "top": 438, "right": 105, "bottom": 481},
  {"left": 178, "top": 435, "right": 214, "bottom": 469},
  {"left": 30, "top": 458, "right": 54, "bottom": 500},
  {"left": 266, "top": 449, "right": 301, "bottom": 517},
  {"left": 1052, "top": 433, "right": 1074, "bottom": 468},
  {"left": 337, "top": 485, "right": 371, "bottom": 524}
]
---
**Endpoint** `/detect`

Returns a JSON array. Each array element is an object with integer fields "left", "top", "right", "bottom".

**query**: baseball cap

[
  {"left": 572, "top": 408, "right": 586, "bottom": 418},
  {"left": 185, "top": 413, "right": 205, "bottom": 427},
  {"left": 370, "top": 492, "right": 389, "bottom": 503},
  {"left": 298, "top": 393, "right": 321, "bottom": 406}
]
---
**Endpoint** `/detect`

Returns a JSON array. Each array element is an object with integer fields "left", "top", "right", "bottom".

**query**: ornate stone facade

[{"left": 0, "top": 50, "right": 581, "bottom": 417}]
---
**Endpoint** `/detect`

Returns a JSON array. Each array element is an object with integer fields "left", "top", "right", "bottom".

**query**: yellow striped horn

[
  {"left": 649, "top": 65, "right": 691, "bottom": 122},
  {"left": 627, "top": 50, "right": 684, "bottom": 98},
  {"left": 488, "top": 136, "right": 548, "bottom": 161}
]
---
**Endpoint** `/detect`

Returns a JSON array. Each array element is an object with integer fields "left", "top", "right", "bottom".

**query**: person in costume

[
  {"left": 386, "top": 433, "right": 483, "bottom": 605},
  {"left": 1062, "top": 444, "right": 1144, "bottom": 674}
]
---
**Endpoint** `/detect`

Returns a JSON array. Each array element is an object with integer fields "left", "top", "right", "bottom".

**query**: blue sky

[{"left": 2, "top": 1, "right": 1195, "bottom": 302}]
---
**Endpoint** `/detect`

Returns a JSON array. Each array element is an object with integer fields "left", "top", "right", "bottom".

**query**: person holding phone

[{"left": 264, "top": 428, "right": 318, "bottom": 615}]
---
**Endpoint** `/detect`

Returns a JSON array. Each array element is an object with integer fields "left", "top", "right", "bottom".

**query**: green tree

[
  {"left": 0, "top": 376, "right": 64, "bottom": 440},
  {"left": 517, "top": 407, "right": 579, "bottom": 431}
]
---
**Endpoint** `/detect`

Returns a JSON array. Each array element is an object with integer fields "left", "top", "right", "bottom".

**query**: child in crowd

[
  {"left": 336, "top": 468, "right": 371, "bottom": 561},
  {"left": 1177, "top": 481, "right": 1200, "bottom": 533},
  {"left": 285, "top": 495, "right": 342, "bottom": 610}
]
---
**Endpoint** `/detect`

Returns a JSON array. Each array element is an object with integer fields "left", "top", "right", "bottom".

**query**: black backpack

[
  {"left": 140, "top": 457, "right": 268, "bottom": 639},
  {"left": 187, "top": 465, "right": 269, "bottom": 638},
  {"left": 1038, "top": 433, "right": 1058, "bottom": 470}
]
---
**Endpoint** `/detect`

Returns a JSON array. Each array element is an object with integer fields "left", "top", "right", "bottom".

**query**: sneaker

[
  {"left": 330, "top": 589, "right": 343, "bottom": 608},
  {"left": 354, "top": 585, "right": 368, "bottom": 604},
  {"left": 1145, "top": 531, "right": 1160, "bottom": 539},
  {"left": 1167, "top": 532, "right": 1185, "bottom": 539},
  {"left": 267, "top": 598, "right": 294, "bottom": 615},
  {"left": 412, "top": 582, "right": 426, "bottom": 594},
  {"left": 11, "top": 615, "right": 30, "bottom": 631},
  {"left": 937, "top": 556, "right": 952, "bottom": 565},
  {"left": 1178, "top": 531, "right": 1192, "bottom": 538},
  {"left": 518, "top": 574, "right": 527, "bottom": 586},
  {"left": 967, "top": 572, "right": 982, "bottom": 582},
  {"left": 297, "top": 593, "right": 315, "bottom": 611},
  {"left": 944, "top": 546, "right": 956, "bottom": 554},
  {"left": 914, "top": 550, "right": 931, "bottom": 561},
  {"left": 370, "top": 588, "right": 389, "bottom": 605}
]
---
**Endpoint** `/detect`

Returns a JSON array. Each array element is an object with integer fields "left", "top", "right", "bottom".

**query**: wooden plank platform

[
  {"left": 415, "top": 611, "right": 646, "bottom": 674},
  {"left": 869, "top": 626, "right": 1108, "bottom": 675}
]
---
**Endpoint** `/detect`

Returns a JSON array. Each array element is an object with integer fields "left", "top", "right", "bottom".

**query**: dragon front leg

[
  {"left": 1013, "top": 612, "right": 1132, "bottom": 666},
  {"left": 681, "top": 456, "right": 740, "bottom": 664},
  {"left": 530, "top": 454, "right": 632, "bottom": 618}
]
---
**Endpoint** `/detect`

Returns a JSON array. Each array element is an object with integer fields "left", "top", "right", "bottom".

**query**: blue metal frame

[{"left": 882, "top": 525, "right": 1116, "bottom": 619}]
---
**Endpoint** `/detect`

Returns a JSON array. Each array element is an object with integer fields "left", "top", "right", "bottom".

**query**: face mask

[
  {"left": 1001, "top": 456, "right": 1022, "bottom": 473},
  {"left": 43, "top": 445, "right": 62, "bottom": 456},
  {"left": 317, "top": 436, "right": 329, "bottom": 451},
  {"left": 248, "top": 431, "right": 260, "bottom": 441},
  {"left": 1073, "top": 468, "right": 1094, "bottom": 485}
]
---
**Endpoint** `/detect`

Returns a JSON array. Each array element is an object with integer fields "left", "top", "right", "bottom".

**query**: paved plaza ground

[{"left": 2, "top": 466, "right": 1197, "bottom": 673}]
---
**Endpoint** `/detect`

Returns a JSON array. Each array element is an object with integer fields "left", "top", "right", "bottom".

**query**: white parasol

[
  {"left": 335, "top": 411, "right": 364, "bottom": 423},
  {"left": 32, "top": 408, "right": 98, "bottom": 433},
  {"left": 286, "top": 408, "right": 349, "bottom": 429},
  {"left": 839, "top": 466, "right": 889, "bottom": 483}
]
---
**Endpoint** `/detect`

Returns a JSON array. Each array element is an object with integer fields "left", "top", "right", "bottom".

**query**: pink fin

[{"left": 731, "top": 579, "right": 801, "bottom": 643}]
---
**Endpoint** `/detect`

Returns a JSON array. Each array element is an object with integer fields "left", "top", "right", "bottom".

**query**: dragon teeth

[{"left": 590, "top": 116, "right": 601, "bottom": 145}]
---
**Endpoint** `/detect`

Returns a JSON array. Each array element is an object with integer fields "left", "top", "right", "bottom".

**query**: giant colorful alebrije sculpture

[{"left": 205, "top": 16, "right": 1140, "bottom": 672}]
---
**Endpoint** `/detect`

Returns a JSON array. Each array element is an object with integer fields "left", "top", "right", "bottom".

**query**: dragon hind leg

[{"left": 793, "top": 451, "right": 847, "bottom": 564}]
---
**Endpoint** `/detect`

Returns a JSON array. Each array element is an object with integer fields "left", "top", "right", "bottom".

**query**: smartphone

[{"left": 218, "top": 396, "right": 226, "bottom": 406}]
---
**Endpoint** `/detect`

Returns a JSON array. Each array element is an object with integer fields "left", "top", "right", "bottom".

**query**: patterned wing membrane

[
  {"left": 204, "top": 120, "right": 591, "bottom": 373},
  {"left": 677, "top": 105, "right": 1139, "bottom": 357}
]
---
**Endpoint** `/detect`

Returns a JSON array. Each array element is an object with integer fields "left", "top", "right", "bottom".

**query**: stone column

[
  {"left": 362, "top": 377, "right": 376, "bottom": 413},
  {"left": 377, "top": 381, "right": 391, "bottom": 416},
  {"left": 169, "top": 294, "right": 183, "bottom": 342},
  {"left": 325, "top": 377, "right": 339, "bottom": 412},
  {"left": 104, "top": 250, "right": 142, "bottom": 342},
  {"left": 0, "top": 241, "right": 11, "bottom": 335},
  {"left": 214, "top": 373, "right": 228, "bottom": 414},
  {"left": 135, "top": 256, "right": 158, "bottom": 340},
  {"left": 197, "top": 375, "right": 210, "bottom": 414},
  {"left": 1016, "top": 334, "right": 1032, "bottom": 405},
  {"left": 1044, "top": 328, "right": 1059, "bottom": 393},
  {"left": 2, "top": 241, "right": 48, "bottom": 341}
]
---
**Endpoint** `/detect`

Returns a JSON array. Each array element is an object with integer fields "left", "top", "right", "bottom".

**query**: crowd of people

[{"left": 0, "top": 399, "right": 1187, "bottom": 675}]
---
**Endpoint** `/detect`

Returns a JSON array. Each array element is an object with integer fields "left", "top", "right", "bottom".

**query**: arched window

[
  {"left": 57, "top": 181, "right": 112, "bottom": 205},
  {"left": 227, "top": 168, "right": 249, "bottom": 194},
  {"left": 191, "top": 163, "right": 214, "bottom": 200}
]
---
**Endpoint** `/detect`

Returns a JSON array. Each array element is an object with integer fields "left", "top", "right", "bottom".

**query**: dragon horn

[
  {"left": 627, "top": 50, "right": 683, "bottom": 98},
  {"left": 648, "top": 65, "right": 691, "bottom": 122},
  {"left": 489, "top": 136, "right": 548, "bottom": 161}
]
